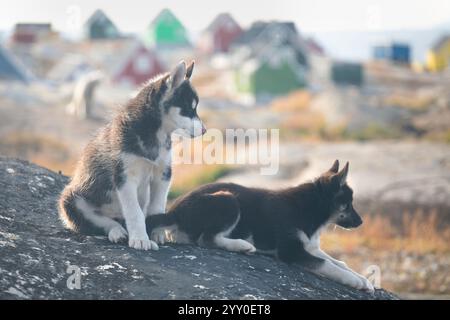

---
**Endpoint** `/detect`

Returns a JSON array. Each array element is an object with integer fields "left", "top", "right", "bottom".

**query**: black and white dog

[
  {"left": 59, "top": 61, "right": 205, "bottom": 251},
  {"left": 147, "top": 160, "right": 374, "bottom": 292}
]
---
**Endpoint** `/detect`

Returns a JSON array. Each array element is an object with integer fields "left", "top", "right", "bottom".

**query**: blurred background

[{"left": 0, "top": 0, "right": 449, "bottom": 299}]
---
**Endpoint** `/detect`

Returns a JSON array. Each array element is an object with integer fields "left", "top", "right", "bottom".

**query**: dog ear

[
  {"left": 332, "top": 161, "right": 349, "bottom": 187},
  {"left": 328, "top": 160, "right": 339, "bottom": 173},
  {"left": 186, "top": 60, "right": 195, "bottom": 80},
  {"left": 167, "top": 61, "right": 186, "bottom": 89}
]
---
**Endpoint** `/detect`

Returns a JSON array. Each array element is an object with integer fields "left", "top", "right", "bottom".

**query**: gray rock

[{"left": 0, "top": 157, "right": 397, "bottom": 300}]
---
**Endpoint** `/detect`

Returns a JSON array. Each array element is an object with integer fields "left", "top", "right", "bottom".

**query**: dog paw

[
  {"left": 361, "top": 277, "right": 375, "bottom": 294},
  {"left": 352, "top": 276, "right": 374, "bottom": 293},
  {"left": 235, "top": 239, "right": 257, "bottom": 254},
  {"left": 151, "top": 229, "right": 167, "bottom": 245},
  {"left": 108, "top": 226, "right": 128, "bottom": 243},
  {"left": 129, "top": 237, "right": 159, "bottom": 251}
]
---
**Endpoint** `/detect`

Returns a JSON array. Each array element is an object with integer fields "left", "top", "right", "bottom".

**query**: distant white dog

[{"left": 66, "top": 71, "right": 103, "bottom": 119}]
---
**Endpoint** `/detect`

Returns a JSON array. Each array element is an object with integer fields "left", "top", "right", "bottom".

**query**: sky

[{"left": 0, "top": 0, "right": 450, "bottom": 36}]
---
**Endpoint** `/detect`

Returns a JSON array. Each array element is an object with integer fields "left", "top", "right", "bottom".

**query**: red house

[
  {"left": 199, "top": 13, "right": 242, "bottom": 54},
  {"left": 12, "top": 23, "right": 53, "bottom": 44},
  {"left": 112, "top": 41, "right": 165, "bottom": 87}
]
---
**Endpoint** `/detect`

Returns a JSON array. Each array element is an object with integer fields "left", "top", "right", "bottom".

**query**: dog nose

[
  {"left": 202, "top": 125, "right": 207, "bottom": 135},
  {"left": 353, "top": 216, "right": 363, "bottom": 227}
]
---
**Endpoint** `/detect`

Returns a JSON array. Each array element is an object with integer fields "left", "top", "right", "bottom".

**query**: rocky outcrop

[{"left": 0, "top": 157, "right": 397, "bottom": 299}]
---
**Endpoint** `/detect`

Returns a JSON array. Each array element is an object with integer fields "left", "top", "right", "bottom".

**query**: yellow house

[{"left": 426, "top": 35, "right": 450, "bottom": 72}]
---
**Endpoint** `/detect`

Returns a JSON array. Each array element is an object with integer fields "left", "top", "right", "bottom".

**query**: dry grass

[
  {"left": 270, "top": 90, "right": 312, "bottom": 112},
  {"left": 280, "top": 112, "right": 326, "bottom": 137},
  {"left": 341, "top": 122, "right": 403, "bottom": 141},
  {"left": 383, "top": 93, "right": 435, "bottom": 111},
  {"left": 424, "top": 129, "right": 450, "bottom": 144},
  {"left": 322, "top": 209, "right": 450, "bottom": 296},
  {"left": 268, "top": 90, "right": 327, "bottom": 140},
  {"left": 0, "top": 132, "right": 77, "bottom": 174},
  {"left": 29, "top": 154, "right": 77, "bottom": 176},
  {"left": 170, "top": 164, "right": 232, "bottom": 200},
  {"left": 191, "top": 69, "right": 219, "bottom": 88},
  {"left": 322, "top": 209, "right": 450, "bottom": 254}
]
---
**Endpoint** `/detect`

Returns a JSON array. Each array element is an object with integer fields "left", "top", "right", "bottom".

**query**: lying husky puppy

[
  {"left": 59, "top": 60, "right": 206, "bottom": 251},
  {"left": 147, "top": 160, "right": 374, "bottom": 292}
]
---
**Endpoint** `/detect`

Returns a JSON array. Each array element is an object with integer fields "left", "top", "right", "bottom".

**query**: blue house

[
  {"left": 373, "top": 42, "right": 411, "bottom": 64},
  {"left": 373, "top": 45, "right": 390, "bottom": 60},
  {"left": 391, "top": 43, "right": 410, "bottom": 64}
]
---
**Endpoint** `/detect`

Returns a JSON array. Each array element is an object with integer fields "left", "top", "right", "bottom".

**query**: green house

[
  {"left": 235, "top": 47, "right": 307, "bottom": 97},
  {"left": 144, "top": 9, "right": 190, "bottom": 48}
]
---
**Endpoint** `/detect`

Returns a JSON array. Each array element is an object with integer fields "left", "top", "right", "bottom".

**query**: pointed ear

[
  {"left": 328, "top": 160, "right": 339, "bottom": 174},
  {"left": 333, "top": 161, "right": 349, "bottom": 187},
  {"left": 167, "top": 61, "right": 186, "bottom": 89},
  {"left": 186, "top": 60, "right": 195, "bottom": 79}
]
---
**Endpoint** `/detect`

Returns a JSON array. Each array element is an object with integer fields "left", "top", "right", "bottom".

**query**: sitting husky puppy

[
  {"left": 59, "top": 61, "right": 206, "bottom": 251},
  {"left": 147, "top": 160, "right": 374, "bottom": 292}
]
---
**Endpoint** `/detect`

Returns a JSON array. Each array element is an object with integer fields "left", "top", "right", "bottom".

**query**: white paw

[
  {"left": 151, "top": 229, "right": 167, "bottom": 244},
  {"left": 360, "top": 277, "right": 375, "bottom": 294},
  {"left": 108, "top": 226, "right": 128, "bottom": 243},
  {"left": 347, "top": 275, "right": 365, "bottom": 291},
  {"left": 166, "top": 231, "right": 175, "bottom": 243},
  {"left": 234, "top": 239, "right": 257, "bottom": 254},
  {"left": 351, "top": 276, "right": 374, "bottom": 293},
  {"left": 129, "top": 236, "right": 159, "bottom": 251}
]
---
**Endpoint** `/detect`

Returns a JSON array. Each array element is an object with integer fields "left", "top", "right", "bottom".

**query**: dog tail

[
  {"left": 146, "top": 213, "right": 177, "bottom": 233},
  {"left": 58, "top": 188, "right": 104, "bottom": 235}
]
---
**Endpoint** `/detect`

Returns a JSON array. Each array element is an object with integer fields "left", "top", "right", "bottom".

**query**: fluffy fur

[
  {"left": 147, "top": 160, "right": 374, "bottom": 292},
  {"left": 58, "top": 60, "right": 205, "bottom": 250}
]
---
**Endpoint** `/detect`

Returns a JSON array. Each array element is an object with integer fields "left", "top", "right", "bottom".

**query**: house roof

[
  {"left": 305, "top": 37, "right": 325, "bottom": 55},
  {"left": 150, "top": 9, "right": 176, "bottom": 25},
  {"left": 206, "top": 13, "right": 241, "bottom": 33},
  {"left": 146, "top": 8, "right": 190, "bottom": 46},
  {"left": 75, "top": 38, "right": 142, "bottom": 76},
  {"left": 12, "top": 23, "right": 54, "bottom": 44},
  {"left": 111, "top": 40, "right": 164, "bottom": 78},
  {"left": 15, "top": 23, "right": 52, "bottom": 32},
  {"left": 233, "top": 21, "right": 297, "bottom": 46},
  {"left": 85, "top": 9, "right": 112, "bottom": 27},
  {"left": 432, "top": 35, "right": 450, "bottom": 51},
  {"left": 243, "top": 45, "right": 306, "bottom": 79},
  {"left": 84, "top": 9, "right": 120, "bottom": 39},
  {"left": 0, "top": 44, "right": 31, "bottom": 83},
  {"left": 46, "top": 38, "right": 164, "bottom": 83},
  {"left": 232, "top": 21, "right": 308, "bottom": 67},
  {"left": 149, "top": 8, "right": 186, "bottom": 31}
]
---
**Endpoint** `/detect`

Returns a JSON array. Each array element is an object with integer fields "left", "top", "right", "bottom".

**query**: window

[{"left": 133, "top": 54, "right": 153, "bottom": 74}]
